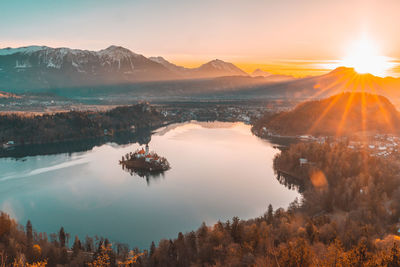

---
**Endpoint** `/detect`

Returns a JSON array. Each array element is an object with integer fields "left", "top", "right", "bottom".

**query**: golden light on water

[{"left": 340, "top": 38, "right": 394, "bottom": 77}]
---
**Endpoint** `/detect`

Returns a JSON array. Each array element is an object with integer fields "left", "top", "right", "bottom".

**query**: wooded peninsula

[{"left": 0, "top": 103, "right": 166, "bottom": 147}]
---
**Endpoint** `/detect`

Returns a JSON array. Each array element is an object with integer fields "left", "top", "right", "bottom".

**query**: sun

[{"left": 341, "top": 38, "right": 392, "bottom": 77}]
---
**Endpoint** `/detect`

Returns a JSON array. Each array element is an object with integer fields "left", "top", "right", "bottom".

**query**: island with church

[{"left": 119, "top": 144, "right": 170, "bottom": 174}]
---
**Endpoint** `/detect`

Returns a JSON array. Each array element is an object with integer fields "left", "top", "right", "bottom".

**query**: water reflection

[
  {"left": 0, "top": 128, "right": 154, "bottom": 158},
  {"left": 121, "top": 163, "right": 166, "bottom": 185},
  {"left": 275, "top": 170, "right": 305, "bottom": 192},
  {"left": 0, "top": 121, "right": 299, "bottom": 248},
  {"left": 119, "top": 144, "right": 171, "bottom": 185}
]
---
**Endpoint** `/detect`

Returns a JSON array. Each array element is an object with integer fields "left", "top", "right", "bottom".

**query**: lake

[{"left": 0, "top": 121, "right": 299, "bottom": 249}]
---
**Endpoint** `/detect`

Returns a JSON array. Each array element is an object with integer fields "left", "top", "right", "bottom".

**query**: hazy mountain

[
  {"left": 254, "top": 92, "right": 400, "bottom": 136},
  {"left": 279, "top": 67, "right": 400, "bottom": 99},
  {"left": 193, "top": 59, "right": 248, "bottom": 78},
  {"left": 148, "top": 56, "right": 189, "bottom": 76},
  {"left": 218, "top": 67, "right": 400, "bottom": 104},
  {"left": 8, "top": 64, "right": 400, "bottom": 104},
  {"left": 149, "top": 57, "right": 248, "bottom": 78},
  {"left": 312, "top": 67, "right": 400, "bottom": 98},
  {"left": 251, "top": 68, "right": 271, "bottom": 77},
  {"left": 251, "top": 68, "right": 296, "bottom": 82}
]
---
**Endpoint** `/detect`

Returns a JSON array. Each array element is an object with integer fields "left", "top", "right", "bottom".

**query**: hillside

[{"left": 253, "top": 92, "right": 400, "bottom": 136}]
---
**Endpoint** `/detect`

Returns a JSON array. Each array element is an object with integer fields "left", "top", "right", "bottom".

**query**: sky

[{"left": 1, "top": 0, "right": 400, "bottom": 76}]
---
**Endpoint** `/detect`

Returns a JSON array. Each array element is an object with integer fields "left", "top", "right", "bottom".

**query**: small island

[{"left": 120, "top": 144, "right": 170, "bottom": 175}]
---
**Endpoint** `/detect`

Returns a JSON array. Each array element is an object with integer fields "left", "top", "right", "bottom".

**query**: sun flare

[{"left": 341, "top": 38, "right": 392, "bottom": 77}]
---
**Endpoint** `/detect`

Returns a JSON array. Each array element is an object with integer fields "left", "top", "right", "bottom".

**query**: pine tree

[
  {"left": 149, "top": 241, "right": 156, "bottom": 257},
  {"left": 26, "top": 220, "right": 33, "bottom": 246},
  {"left": 72, "top": 235, "right": 82, "bottom": 256},
  {"left": 231, "top": 216, "right": 243, "bottom": 243},
  {"left": 59, "top": 227, "right": 66, "bottom": 248},
  {"left": 266, "top": 204, "right": 274, "bottom": 224}
]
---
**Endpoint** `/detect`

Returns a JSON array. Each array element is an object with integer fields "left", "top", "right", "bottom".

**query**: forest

[
  {"left": 2, "top": 142, "right": 400, "bottom": 266},
  {"left": 0, "top": 103, "right": 166, "bottom": 146}
]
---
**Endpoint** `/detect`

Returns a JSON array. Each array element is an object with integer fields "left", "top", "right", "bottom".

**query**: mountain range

[
  {"left": 0, "top": 45, "right": 249, "bottom": 90},
  {"left": 251, "top": 68, "right": 296, "bottom": 82},
  {"left": 149, "top": 56, "right": 247, "bottom": 78},
  {"left": 208, "top": 67, "right": 400, "bottom": 104},
  {"left": 2, "top": 45, "right": 400, "bottom": 104}
]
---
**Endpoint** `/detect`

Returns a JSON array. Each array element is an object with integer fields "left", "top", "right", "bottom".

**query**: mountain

[
  {"left": 0, "top": 45, "right": 249, "bottom": 90},
  {"left": 294, "top": 67, "right": 400, "bottom": 99},
  {"left": 251, "top": 68, "right": 296, "bottom": 82},
  {"left": 252, "top": 68, "right": 271, "bottom": 77},
  {"left": 0, "top": 46, "right": 247, "bottom": 91},
  {"left": 312, "top": 67, "right": 400, "bottom": 98},
  {"left": 253, "top": 92, "right": 400, "bottom": 136},
  {"left": 0, "top": 45, "right": 179, "bottom": 90},
  {"left": 215, "top": 67, "right": 400, "bottom": 104},
  {"left": 2, "top": 45, "right": 400, "bottom": 103},
  {"left": 148, "top": 56, "right": 189, "bottom": 76},
  {"left": 149, "top": 57, "right": 248, "bottom": 78},
  {"left": 193, "top": 59, "right": 248, "bottom": 78}
]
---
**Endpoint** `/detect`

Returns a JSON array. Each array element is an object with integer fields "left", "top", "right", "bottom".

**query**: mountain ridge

[
  {"left": 149, "top": 56, "right": 248, "bottom": 78},
  {"left": 2, "top": 45, "right": 400, "bottom": 103},
  {"left": 0, "top": 45, "right": 248, "bottom": 90}
]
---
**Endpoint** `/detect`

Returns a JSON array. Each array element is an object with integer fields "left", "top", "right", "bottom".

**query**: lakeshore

[{"left": 0, "top": 121, "right": 298, "bottom": 248}]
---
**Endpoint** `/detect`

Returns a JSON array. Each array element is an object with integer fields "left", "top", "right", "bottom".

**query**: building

[
  {"left": 2, "top": 141, "right": 15, "bottom": 149},
  {"left": 299, "top": 158, "right": 308, "bottom": 166},
  {"left": 135, "top": 144, "right": 154, "bottom": 161},
  {"left": 136, "top": 149, "right": 146, "bottom": 158},
  {"left": 145, "top": 154, "right": 153, "bottom": 162}
]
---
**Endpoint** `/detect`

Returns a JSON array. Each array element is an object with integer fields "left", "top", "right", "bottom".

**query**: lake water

[{"left": 0, "top": 121, "right": 299, "bottom": 248}]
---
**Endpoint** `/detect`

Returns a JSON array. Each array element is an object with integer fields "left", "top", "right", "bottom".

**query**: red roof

[{"left": 138, "top": 149, "right": 145, "bottom": 154}]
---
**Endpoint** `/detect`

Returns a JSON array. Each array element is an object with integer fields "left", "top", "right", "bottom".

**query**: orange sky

[
  {"left": 172, "top": 59, "right": 400, "bottom": 78},
  {"left": 2, "top": 0, "right": 400, "bottom": 77},
  {"left": 174, "top": 60, "right": 342, "bottom": 77}
]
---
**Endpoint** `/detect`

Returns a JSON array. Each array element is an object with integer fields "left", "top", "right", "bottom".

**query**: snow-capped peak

[
  {"left": 0, "top": 45, "right": 48, "bottom": 56},
  {"left": 98, "top": 45, "right": 139, "bottom": 59},
  {"left": 149, "top": 56, "right": 168, "bottom": 64},
  {"left": 208, "top": 59, "right": 232, "bottom": 69}
]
